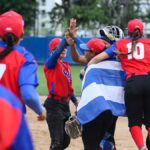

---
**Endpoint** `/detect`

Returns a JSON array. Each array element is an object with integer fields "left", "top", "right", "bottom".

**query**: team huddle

[{"left": 0, "top": 10, "right": 150, "bottom": 150}]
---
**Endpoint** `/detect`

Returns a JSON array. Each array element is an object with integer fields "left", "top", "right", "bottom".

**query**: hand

[
  {"left": 65, "top": 31, "right": 75, "bottom": 46},
  {"left": 37, "top": 112, "right": 46, "bottom": 121},
  {"left": 69, "top": 18, "right": 78, "bottom": 38}
]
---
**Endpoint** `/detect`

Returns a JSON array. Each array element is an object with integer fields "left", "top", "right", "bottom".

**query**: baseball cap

[
  {"left": 80, "top": 38, "right": 106, "bottom": 54},
  {"left": 127, "top": 19, "right": 144, "bottom": 34},
  {"left": 0, "top": 10, "right": 24, "bottom": 38},
  {"left": 49, "top": 38, "right": 61, "bottom": 52}
]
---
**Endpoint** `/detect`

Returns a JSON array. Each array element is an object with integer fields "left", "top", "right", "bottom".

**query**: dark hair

[
  {"left": 116, "top": 29, "right": 142, "bottom": 56},
  {"left": 0, "top": 33, "right": 19, "bottom": 59}
]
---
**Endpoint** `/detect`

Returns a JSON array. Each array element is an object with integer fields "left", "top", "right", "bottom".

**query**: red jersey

[
  {"left": 44, "top": 60, "right": 73, "bottom": 98},
  {"left": 0, "top": 41, "right": 39, "bottom": 103},
  {"left": 116, "top": 38, "right": 150, "bottom": 79}
]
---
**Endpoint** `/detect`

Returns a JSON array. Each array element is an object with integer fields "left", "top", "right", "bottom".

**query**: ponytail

[
  {"left": 116, "top": 29, "right": 142, "bottom": 56},
  {"left": 0, "top": 33, "right": 18, "bottom": 59}
]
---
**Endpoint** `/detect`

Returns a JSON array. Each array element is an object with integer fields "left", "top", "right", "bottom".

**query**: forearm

[
  {"left": 20, "top": 85, "right": 44, "bottom": 115},
  {"left": 88, "top": 52, "right": 109, "bottom": 66},
  {"left": 46, "top": 38, "right": 68, "bottom": 69},
  {"left": 70, "top": 44, "right": 82, "bottom": 62}
]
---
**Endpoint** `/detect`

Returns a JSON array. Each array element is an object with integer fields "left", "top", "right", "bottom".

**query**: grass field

[{"left": 37, "top": 64, "right": 83, "bottom": 96}]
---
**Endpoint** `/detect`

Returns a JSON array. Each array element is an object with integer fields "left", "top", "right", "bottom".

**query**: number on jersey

[
  {"left": 0, "top": 64, "right": 6, "bottom": 80},
  {"left": 127, "top": 42, "right": 144, "bottom": 60}
]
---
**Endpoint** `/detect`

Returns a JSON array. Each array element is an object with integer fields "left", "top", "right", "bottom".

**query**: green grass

[{"left": 37, "top": 65, "right": 83, "bottom": 96}]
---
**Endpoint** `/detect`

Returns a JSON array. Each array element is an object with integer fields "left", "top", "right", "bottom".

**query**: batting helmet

[{"left": 99, "top": 26, "right": 124, "bottom": 44}]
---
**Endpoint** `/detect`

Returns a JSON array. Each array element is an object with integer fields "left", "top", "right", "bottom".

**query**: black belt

[{"left": 49, "top": 94, "right": 70, "bottom": 103}]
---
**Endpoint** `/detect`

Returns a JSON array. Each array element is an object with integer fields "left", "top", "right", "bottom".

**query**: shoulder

[
  {"left": 138, "top": 38, "right": 150, "bottom": 43},
  {"left": 14, "top": 45, "right": 36, "bottom": 62}
]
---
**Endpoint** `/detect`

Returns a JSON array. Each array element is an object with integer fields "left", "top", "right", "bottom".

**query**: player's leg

[
  {"left": 143, "top": 76, "right": 150, "bottom": 150},
  {"left": 82, "top": 110, "right": 113, "bottom": 150},
  {"left": 125, "top": 76, "right": 146, "bottom": 149},
  {"left": 99, "top": 116, "right": 118, "bottom": 150}
]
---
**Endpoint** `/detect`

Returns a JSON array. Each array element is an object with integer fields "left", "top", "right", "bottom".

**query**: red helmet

[
  {"left": 127, "top": 19, "right": 144, "bottom": 34},
  {"left": 49, "top": 38, "right": 61, "bottom": 52}
]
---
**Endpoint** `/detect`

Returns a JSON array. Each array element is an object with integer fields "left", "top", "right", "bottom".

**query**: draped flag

[{"left": 77, "top": 60, "right": 126, "bottom": 125}]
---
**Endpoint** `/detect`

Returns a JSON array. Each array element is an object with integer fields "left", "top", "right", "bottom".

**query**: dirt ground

[{"left": 26, "top": 96, "right": 147, "bottom": 150}]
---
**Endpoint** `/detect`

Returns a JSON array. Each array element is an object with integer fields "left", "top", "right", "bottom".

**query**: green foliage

[
  {"left": 49, "top": 0, "right": 149, "bottom": 33},
  {"left": 0, "top": 0, "right": 38, "bottom": 35},
  {"left": 37, "top": 65, "right": 83, "bottom": 96}
]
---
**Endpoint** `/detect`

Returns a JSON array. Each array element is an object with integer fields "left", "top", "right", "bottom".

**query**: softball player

[
  {"left": 0, "top": 10, "right": 45, "bottom": 120},
  {"left": 66, "top": 19, "right": 124, "bottom": 150},
  {"left": 43, "top": 38, "right": 78, "bottom": 150},
  {"left": 88, "top": 19, "right": 150, "bottom": 150},
  {"left": 0, "top": 85, "right": 34, "bottom": 150}
]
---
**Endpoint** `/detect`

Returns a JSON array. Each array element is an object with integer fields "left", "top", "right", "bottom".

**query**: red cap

[
  {"left": 127, "top": 19, "right": 144, "bottom": 34},
  {"left": 82, "top": 38, "right": 106, "bottom": 54},
  {"left": 49, "top": 38, "right": 61, "bottom": 52},
  {"left": 0, "top": 10, "right": 24, "bottom": 38}
]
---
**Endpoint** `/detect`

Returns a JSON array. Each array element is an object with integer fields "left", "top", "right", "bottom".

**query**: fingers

[
  {"left": 69, "top": 18, "right": 77, "bottom": 37},
  {"left": 70, "top": 18, "right": 76, "bottom": 30}
]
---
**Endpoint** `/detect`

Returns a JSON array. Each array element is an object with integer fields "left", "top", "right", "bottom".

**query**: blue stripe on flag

[
  {"left": 77, "top": 96, "right": 126, "bottom": 125},
  {"left": 82, "top": 68, "right": 125, "bottom": 91}
]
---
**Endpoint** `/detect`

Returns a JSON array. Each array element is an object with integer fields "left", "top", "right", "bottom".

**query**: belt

[
  {"left": 49, "top": 94, "right": 70, "bottom": 103},
  {"left": 128, "top": 72, "right": 150, "bottom": 79}
]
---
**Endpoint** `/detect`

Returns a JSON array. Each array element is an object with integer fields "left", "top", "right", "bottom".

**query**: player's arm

[
  {"left": 65, "top": 33, "right": 89, "bottom": 65},
  {"left": 88, "top": 44, "right": 117, "bottom": 66},
  {"left": 20, "top": 85, "right": 44, "bottom": 115},
  {"left": 19, "top": 53, "right": 45, "bottom": 120},
  {"left": 66, "top": 19, "right": 89, "bottom": 65},
  {"left": 70, "top": 43, "right": 89, "bottom": 65},
  {"left": 45, "top": 38, "right": 68, "bottom": 69}
]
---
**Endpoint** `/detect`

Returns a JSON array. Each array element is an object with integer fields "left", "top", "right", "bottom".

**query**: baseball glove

[{"left": 65, "top": 115, "right": 82, "bottom": 139}]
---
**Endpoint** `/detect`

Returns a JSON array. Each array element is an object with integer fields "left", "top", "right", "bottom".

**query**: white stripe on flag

[{"left": 77, "top": 82, "right": 124, "bottom": 111}]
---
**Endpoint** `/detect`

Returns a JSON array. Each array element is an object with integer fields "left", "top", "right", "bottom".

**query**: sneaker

[{"left": 99, "top": 139, "right": 116, "bottom": 150}]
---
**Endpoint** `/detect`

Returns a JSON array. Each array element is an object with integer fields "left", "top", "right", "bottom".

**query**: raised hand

[{"left": 69, "top": 18, "right": 78, "bottom": 38}]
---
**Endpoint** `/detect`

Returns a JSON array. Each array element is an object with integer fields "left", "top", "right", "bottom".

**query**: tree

[
  {"left": 49, "top": 0, "right": 150, "bottom": 35},
  {"left": 0, "top": 0, "right": 38, "bottom": 35}
]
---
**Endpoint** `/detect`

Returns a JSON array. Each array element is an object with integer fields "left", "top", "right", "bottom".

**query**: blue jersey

[{"left": 0, "top": 85, "right": 34, "bottom": 150}]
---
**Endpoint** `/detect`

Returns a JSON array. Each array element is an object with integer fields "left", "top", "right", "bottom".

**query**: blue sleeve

[
  {"left": 20, "top": 85, "right": 44, "bottom": 115},
  {"left": 105, "top": 44, "right": 117, "bottom": 58},
  {"left": 45, "top": 38, "right": 68, "bottom": 69},
  {"left": 18, "top": 53, "right": 39, "bottom": 87},
  {"left": 71, "top": 93, "right": 77, "bottom": 103}
]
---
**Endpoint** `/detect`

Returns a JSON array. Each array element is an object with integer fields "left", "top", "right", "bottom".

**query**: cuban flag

[{"left": 77, "top": 60, "right": 126, "bottom": 125}]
